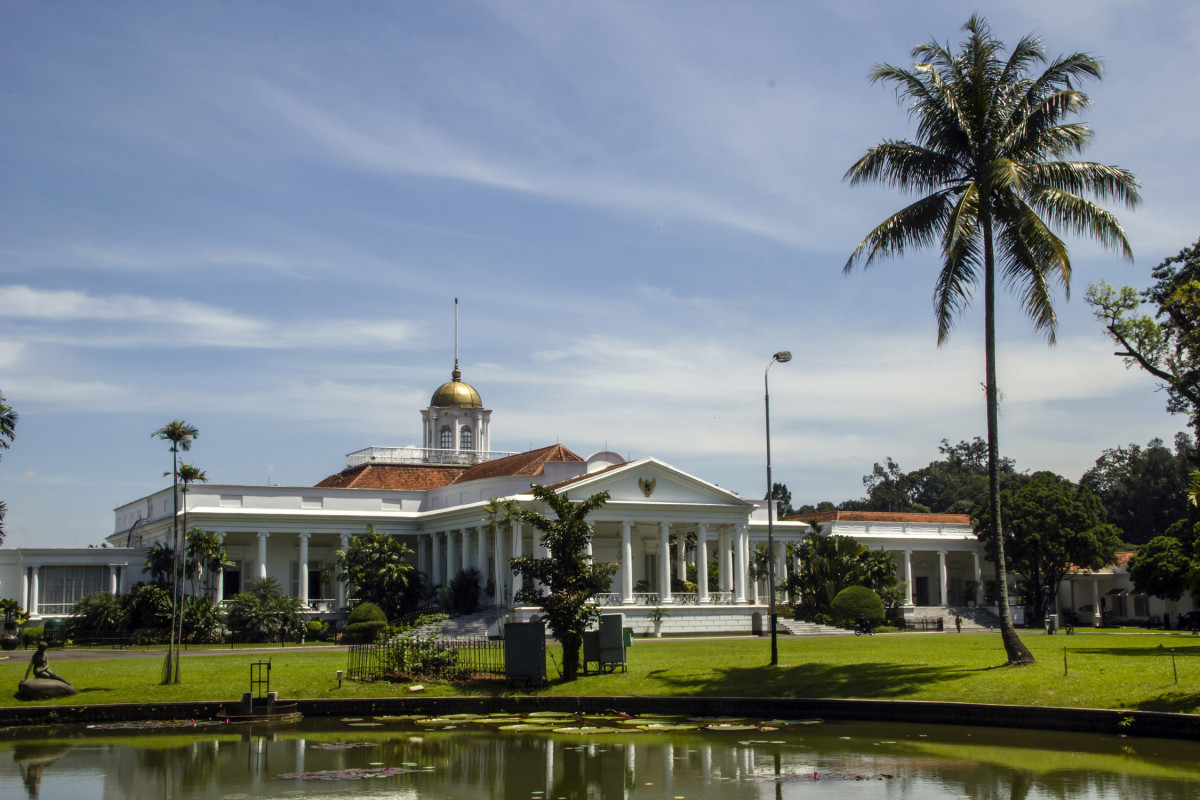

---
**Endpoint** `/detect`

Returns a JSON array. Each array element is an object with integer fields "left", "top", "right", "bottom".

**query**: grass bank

[{"left": 1, "top": 631, "right": 1198, "bottom": 714}]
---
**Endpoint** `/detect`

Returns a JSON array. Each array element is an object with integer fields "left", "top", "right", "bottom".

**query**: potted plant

[
  {"left": 0, "top": 599, "right": 28, "bottom": 651},
  {"left": 647, "top": 606, "right": 669, "bottom": 638}
]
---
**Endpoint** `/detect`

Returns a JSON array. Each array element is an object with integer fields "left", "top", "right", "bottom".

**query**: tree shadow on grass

[
  {"left": 649, "top": 660, "right": 982, "bottom": 699},
  {"left": 1128, "top": 690, "right": 1200, "bottom": 714}
]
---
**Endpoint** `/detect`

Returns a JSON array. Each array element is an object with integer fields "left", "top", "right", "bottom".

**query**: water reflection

[{"left": 0, "top": 719, "right": 1197, "bottom": 799}]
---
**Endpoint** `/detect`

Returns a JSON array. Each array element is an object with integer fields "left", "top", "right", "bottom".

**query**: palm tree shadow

[{"left": 652, "top": 660, "right": 977, "bottom": 699}]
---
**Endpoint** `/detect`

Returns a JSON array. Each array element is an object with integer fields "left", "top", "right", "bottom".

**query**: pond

[{"left": 1, "top": 714, "right": 1197, "bottom": 799}]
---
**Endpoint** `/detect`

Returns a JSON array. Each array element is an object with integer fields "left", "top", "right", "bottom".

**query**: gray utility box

[
  {"left": 504, "top": 621, "right": 547, "bottom": 687},
  {"left": 598, "top": 613, "right": 627, "bottom": 673}
]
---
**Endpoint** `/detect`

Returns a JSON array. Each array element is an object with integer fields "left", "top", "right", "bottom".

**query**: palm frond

[
  {"left": 1026, "top": 186, "right": 1136, "bottom": 259},
  {"left": 843, "top": 140, "right": 961, "bottom": 192},
  {"left": 1026, "top": 161, "right": 1141, "bottom": 206},
  {"left": 844, "top": 191, "right": 955, "bottom": 274}
]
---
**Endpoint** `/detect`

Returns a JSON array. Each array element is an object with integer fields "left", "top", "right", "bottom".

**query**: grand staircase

[
  {"left": 776, "top": 618, "right": 856, "bottom": 637},
  {"left": 908, "top": 605, "right": 999, "bottom": 631}
]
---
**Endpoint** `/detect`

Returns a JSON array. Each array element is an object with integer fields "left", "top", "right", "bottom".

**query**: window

[
  {"left": 439, "top": 426, "right": 453, "bottom": 449},
  {"left": 39, "top": 566, "right": 106, "bottom": 613},
  {"left": 460, "top": 426, "right": 473, "bottom": 450}
]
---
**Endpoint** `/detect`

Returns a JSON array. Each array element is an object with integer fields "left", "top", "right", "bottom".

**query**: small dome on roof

[{"left": 430, "top": 365, "right": 482, "bottom": 408}]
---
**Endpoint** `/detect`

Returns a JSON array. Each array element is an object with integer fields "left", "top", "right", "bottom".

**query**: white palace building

[{"left": 0, "top": 362, "right": 1185, "bottom": 633}]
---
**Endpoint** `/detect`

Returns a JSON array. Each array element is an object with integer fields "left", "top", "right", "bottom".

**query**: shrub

[
  {"left": 831, "top": 586, "right": 885, "bottom": 626},
  {"left": 346, "top": 601, "right": 388, "bottom": 643},
  {"left": 20, "top": 626, "right": 44, "bottom": 647},
  {"left": 305, "top": 619, "right": 329, "bottom": 641},
  {"left": 69, "top": 592, "right": 127, "bottom": 641},
  {"left": 447, "top": 569, "right": 482, "bottom": 616}
]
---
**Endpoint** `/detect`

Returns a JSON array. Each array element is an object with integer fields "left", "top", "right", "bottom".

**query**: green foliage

[
  {"left": 1128, "top": 536, "right": 1192, "bottom": 602},
  {"left": 19, "top": 626, "right": 43, "bottom": 647},
  {"left": 180, "top": 596, "right": 223, "bottom": 644},
  {"left": 1080, "top": 435, "right": 1194, "bottom": 545},
  {"left": 0, "top": 390, "right": 15, "bottom": 544},
  {"left": 225, "top": 577, "right": 304, "bottom": 643},
  {"left": 345, "top": 601, "right": 387, "bottom": 643},
  {"left": 978, "top": 472, "right": 1122, "bottom": 622},
  {"left": 793, "top": 533, "right": 869, "bottom": 621},
  {"left": 304, "top": 619, "right": 330, "bottom": 641},
  {"left": 1087, "top": 238, "right": 1200, "bottom": 433},
  {"left": 831, "top": 586, "right": 885, "bottom": 626},
  {"left": 381, "top": 616, "right": 466, "bottom": 680},
  {"left": 69, "top": 592, "right": 127, "bottom": 640},
  {"left": 771, "top": 483, "right": 793, "bottom": 518},
  {"left": 335, "top": 525, "right": 418, "bottom": 620},
  {"left": 185, "top": 528, "right": 230, "bottom": 596},
  {"left": 845, "top": 15, "right": 1137, "bottom": 667},
  {"left": 0, "top": 599, "right": 28, "bottom": 629},
  {"left": 121, "top": 583, "right": 172, "bottom": 632},
  {"left": 509, "top": 485, "right": 618, "bottom": 681},
  {"left": 142, "top": 543, "right": 175, "bottom": 588},
  {"left": 447, "top": 568, "right": 482, "bottom": 615}
]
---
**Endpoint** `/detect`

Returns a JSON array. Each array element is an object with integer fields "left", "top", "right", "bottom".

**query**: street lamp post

[{"left": 765, "top": 350, "right": 791, "bottom": 666}]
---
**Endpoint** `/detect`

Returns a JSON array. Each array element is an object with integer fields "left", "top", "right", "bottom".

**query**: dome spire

[{"left": 452, "top": 297, "right": 460, "bottom": 381}]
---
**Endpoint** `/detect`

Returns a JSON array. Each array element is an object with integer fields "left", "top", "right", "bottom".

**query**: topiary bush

[
  {"left": 831, "top": 586, "right": 885, "bottom": 627},
  {"left": 346, "top": 601, "right": 387, "bottom": 643}
]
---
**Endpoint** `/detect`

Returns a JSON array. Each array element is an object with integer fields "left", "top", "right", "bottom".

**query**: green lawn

[{"left": 2, "top": 630, "right": 1199, "bottom": 713}]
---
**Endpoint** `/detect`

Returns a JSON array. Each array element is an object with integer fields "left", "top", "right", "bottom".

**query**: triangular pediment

[{"left": 540, "top": 458, "right": 752, "bottom": 509}]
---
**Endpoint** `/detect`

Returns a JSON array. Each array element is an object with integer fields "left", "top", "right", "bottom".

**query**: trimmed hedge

[{"left": 831, "top": 586, "right": 885, "bottom": 626}]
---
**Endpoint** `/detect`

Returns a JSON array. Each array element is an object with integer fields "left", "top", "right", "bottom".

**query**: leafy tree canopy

[
  {"left": 335, "top": 525, "right": 418, "bottom": 621},
  {"left": 1087, "top": 238, "right": 1200, "bottom": 433},
  {"left": 1080, "top": 435, "right": 1194, "bottom": 545},
  {"left": 1128, "top": 536, "right": 1191, "bottom": 602},
  {"left": 509, "top": 485, "right": 617, "bottom": 682},
  {"left": 978, "top": 471, "right": 1121, "bottom": 623}
]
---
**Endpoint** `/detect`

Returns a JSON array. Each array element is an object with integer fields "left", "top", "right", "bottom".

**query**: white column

[
  {"left": 621, "top": 521, "right": 634, "bottom": 604},
  {"left": 29, "top": 566, "right": 40, "bottom": 617},
  {"left": 431, "top": 532, "right": 443, "bottom": 589},
  {"left": 749, "top": 539, "right": 760, "bottom": 605},
  {"left": 659, "top": 522, "right": 673, "bottom": 603},
  {"left": 417, "top": 535, "right": 427, "bottom": 576},
  {"left": 511, "top": 520, "right": 523, "bottom": 604},
  {"left": 1092, "top": 580, "right": 1101, "bottom": 626},
  {"left": 972, "top": 551, "right": 982, "bottom": 603},
  {"left": 675, "top": 535, "right": 686, "bottom": 582},
  {"left": 734, "top": 525, "right": 748, "bottom": 604},
  {"left": 446, "top": 530, "right": 459, "bottom": 584},
  {"left": 492, "top": 523, "right": 504, "bottom": 605},
  {"left": 904, "top": 550, "right": 914, "bottom": 605},
  {"left": 719, "top": 529, "right": 731, "bottom": 594},
  {"left": 461, "top": 528, "right": 473, "bottom": 573},
  {"left": 774, "top": 540, "right": 787, "bottom": 603},
  {"left": 696, "top": 523, "right": 710, "bottom": 604},
  {"left": 298, "top": 533, "right": 310, "bottom": 607},
  {"left": 214, "top": 532, "right": 225, "bottom": 602},
  {"left": 476, "top": 526, "right": 488, "bottom": 589},
  {"left": 109, "top": 565, "right": 119, "bottom": 595},
  {"left": 257, "top": 532, "right": 269, "bottom": 580},
  {"left": 938, "top": 550, "right": 947, "bottom": 606},
  {"left": 22, "top": 569, "right": 29, "bottom": 614},
  {"left": 338, "top": 534, "right": 350, "bottom": 607}
]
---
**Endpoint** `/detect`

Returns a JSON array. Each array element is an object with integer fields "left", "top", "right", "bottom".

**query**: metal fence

[{"left": 347, "top": 634, "right": 505, "bottom": 681}]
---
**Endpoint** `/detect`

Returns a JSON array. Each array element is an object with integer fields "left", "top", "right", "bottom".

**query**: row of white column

[
  {"left": 900, "top": 548, "right": 984, "bottom": 606},
  {"left": 208, "top": 530, "right": 352, "bottom": 609}
]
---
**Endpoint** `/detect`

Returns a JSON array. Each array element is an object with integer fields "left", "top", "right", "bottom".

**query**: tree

[
  {"left": 978, "top": 471, "right": 1121, "bottom": 623},
  {"left": 1080, "top": 436, "right": 1193, "bottom": 544},
  {"left": 152, "top": 419, "right": 198, "bottom": 684},
  {"left": 509, "top": 485, "right": 617, "bottom": 682},
  {"left": 1128, "top": 536, "right": 1191, "bottom": 603},
  {"left": 844, "top": 16, "right": 1139, "bottom": 664},
  {"left": 69, "top": 592, "right": 127, "bottom": 641},
  {"left": 142, "top": 542, "right": 175, "bottom": 588},
  {"left": 0, "top": 391, "right": 16, "bottom": 544},
  {"left": 1087, "top": 238, "right": 1200, "bottom": 433},
  {"left": 334, "top": 525, "right": 417, "bottom": 620},
  {"left": 185, "top": 528, "right": 230, "bottom": 598},
  {"left": 225, "top": 577, "right": 304, "bottom": 643},
  {"left": 793, "top": 533, "right": 870, "bottom": 621},
  {"left": 770, "top": 483, "right": 794, "bottom": 519},
  {"left": 483, "top": 497, "right": 520, "bottom": 606}
]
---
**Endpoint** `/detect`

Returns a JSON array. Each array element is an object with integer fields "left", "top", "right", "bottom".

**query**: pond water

[{"left": 1, "top": 715, "right": 1197, "bottom": 799}]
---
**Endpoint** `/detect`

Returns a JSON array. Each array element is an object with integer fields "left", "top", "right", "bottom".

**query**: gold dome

[{"left": 430, "top": 366, "right": 482, "bottom": 408}]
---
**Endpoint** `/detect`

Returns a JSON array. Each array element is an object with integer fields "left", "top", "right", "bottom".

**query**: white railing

[
  {"left": 345, "top": 447, "right": 517, "bottom": 469},
  {"left": 32, "top": 603, "right": 74, "bottom": 617},
  {"left": 305, "top": 598, "right": 340, "bottom": 613},
  {"left": 592, "top": 592, "right": 736, "bottom": 607}
]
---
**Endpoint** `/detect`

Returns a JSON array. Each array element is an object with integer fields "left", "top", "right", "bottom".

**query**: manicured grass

[{"left": 1, "top": 630, "right": 1198, "bottom": 713}]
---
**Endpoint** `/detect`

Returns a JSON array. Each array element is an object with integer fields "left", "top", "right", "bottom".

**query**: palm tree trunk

[
  {"left": 983, "top": 214, "right": 1036, "bottom": 666},
  {"left": 163, "top": 447, "right": 179, "bottom": 684}
]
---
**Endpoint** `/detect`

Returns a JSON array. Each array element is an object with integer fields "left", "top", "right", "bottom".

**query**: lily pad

[
  {"left": 551, "top": 726, "right": 620, "bottom": 735},
  {"left": 499, "top": 723, "right": 557, "bottom": 731},
  {"left": 639, "top": 723, "right": 699, "bottom": 732},
  {"left": 703, "top": 724, "right": 758, "bottom": 732},
  {"left": 689, "top": 716, "right": 747, "bottom": 723}
]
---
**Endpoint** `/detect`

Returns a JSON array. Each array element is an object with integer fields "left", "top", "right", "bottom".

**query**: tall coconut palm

[
  {"left": 152, "top": 419, "right": 198, "bottom": 684},
  {"left": 0, "top": 391, "right": 17, "bottom": 544},
  {"left": 844, "top": 16, "right": 1139, "bottom": 665}
]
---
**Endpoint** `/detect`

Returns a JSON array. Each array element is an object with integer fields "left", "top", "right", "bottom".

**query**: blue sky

[{"left": 2, "top": 1, "right": 1198, "bottom": 547}]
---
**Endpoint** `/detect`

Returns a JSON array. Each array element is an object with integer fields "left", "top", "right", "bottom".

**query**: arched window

[
  {"left": 460, "top": 427, "right": 473, "bottom": 450},
  {"left": 439, "top": 426, "right": 453, "bottom": 450}
]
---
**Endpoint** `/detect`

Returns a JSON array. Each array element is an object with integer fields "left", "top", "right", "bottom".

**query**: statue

[
  {"left": 25, "top": 642, "right": 70, "bottom": 685},
  {"left": 17, "top": 642, "right": 76, "bottom": 700}
]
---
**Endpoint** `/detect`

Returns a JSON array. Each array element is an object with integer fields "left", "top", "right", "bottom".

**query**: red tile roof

[
  {"left": 314, "top": 444, "right": 584, "bottom": 491},
  {"left": 787, "top": 510, "right": 974, "bottom": 525},
  {"left": 315, "top": 463, "right": 465, "bottom": 490}
]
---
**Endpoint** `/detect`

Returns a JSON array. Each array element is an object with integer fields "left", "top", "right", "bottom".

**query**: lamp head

[{"left": 773, "top": 351, "right": 792, "bottom": 363}]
